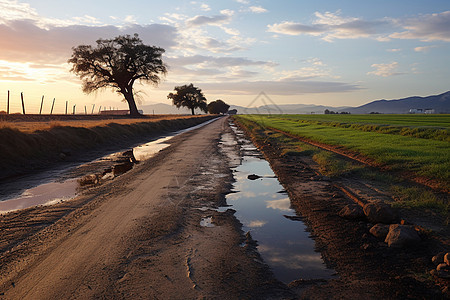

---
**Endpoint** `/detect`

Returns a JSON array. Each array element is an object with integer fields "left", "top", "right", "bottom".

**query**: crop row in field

[
  {"left": 266, "top": 114, "right": 450, "bottom": 142},
  {"left": 236, "top": 115, "right": 450, "bottom": 191}
]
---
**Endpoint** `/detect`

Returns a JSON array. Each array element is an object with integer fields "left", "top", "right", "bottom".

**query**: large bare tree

[{"left": 68, "top": 34, "right": 167, "bottom": 116}]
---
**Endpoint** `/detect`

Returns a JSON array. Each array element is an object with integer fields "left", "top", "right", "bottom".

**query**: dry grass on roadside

[{"left": 0, "top": 115, "right": 201, "bottom": 133}]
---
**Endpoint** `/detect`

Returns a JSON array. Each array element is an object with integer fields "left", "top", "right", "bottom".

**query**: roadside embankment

[{"left": 0, "top": 115, "right": 217, "bottom": 179}]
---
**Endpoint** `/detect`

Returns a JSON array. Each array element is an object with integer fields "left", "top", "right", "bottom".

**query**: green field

[
  {"left": 269, "top": 114, "right": 450, "bottom": 127},
  {"left": 236, "top": 115, "right": 450, "bottom": 191},
  {"left": 266, "top": 114, "right": 450, "bottom": 142}
]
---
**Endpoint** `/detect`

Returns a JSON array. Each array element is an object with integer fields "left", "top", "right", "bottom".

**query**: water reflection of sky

[
  {"left": 0, "top": 179, "right": 78, "bottom": 214},
  {"left": 226, "top": 155, "right": 334, "bottom": 283}
]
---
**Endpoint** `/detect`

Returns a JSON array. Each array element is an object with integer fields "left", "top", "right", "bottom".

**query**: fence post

[
  {"left": 73, "top": 105, "right": 76, "bottom": 115},
  {"left": 65, "top": 101, "right": 68, "bottom": 115},
  {"left": 7, "top": 90, "right": 9, "bottom": 114},
  {"left": 21, "top": 92, "right": 25, "bottom": 114},
  {"left": 98, "top": 106, "right": 102, "bottom": 114},
  {"left": 91, "top": 104, "right": 95, "bottom": 114},
  {"left": 84, "top": 105, "right": 87, "bottom": 115},
  {"left": 39, "top": 96, "right": 44, "bottom": 115},
  {"left": 50, "top": 98, "right": 55, "bottom": 115}
]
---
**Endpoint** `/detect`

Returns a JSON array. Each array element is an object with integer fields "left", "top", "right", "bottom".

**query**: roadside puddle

[
  {"left": 0, "top": 118, "right": 219, "bottom": 214},
  {"left": 221, "top": 123, "right": 335, "bottom": 284}
]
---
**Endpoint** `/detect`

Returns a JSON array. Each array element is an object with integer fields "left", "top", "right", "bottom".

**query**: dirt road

[{"left": 0, "top": 117, "right": 291, "bottom": 299}]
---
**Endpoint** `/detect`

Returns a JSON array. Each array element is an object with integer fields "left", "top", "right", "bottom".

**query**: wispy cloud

[
  {"left": 390, "top": 11, "right": 450, "bottom": 42},
  {"left": 267, "top": 10, "right": 391, "bottom": 41},
  {"left": 414, "top": 45, "right": 438, "bottom": 53},
  {"left": 186, "top": 10, "right": 234, "bottom": 27},
  {"left": 167, "top": 55, "right": 276, "bottom": 68},
  {"left": 249, "top": 6, "right": 268, "bottom": 14},
  {"left": 191, "top": 79, "right": 361, "bottom": 95},
  {"left": 267, "top": 10, "right": 450, "bottom": 43},
  {"left": 367, "top": 62, "right": 404, "bottom": 77},
  {"left": 0, "top": 19, "right": 178, "bottom": 64}
]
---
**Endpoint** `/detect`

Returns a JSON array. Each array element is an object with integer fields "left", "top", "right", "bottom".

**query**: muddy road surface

[{"left": 0, "top": 117, "right": 291, "bottom": 299}]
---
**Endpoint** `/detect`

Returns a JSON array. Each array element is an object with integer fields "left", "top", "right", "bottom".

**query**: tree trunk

[
  {"left": 191, "top": 107, "right": 195, "bottom": 115},
  {"left": 124, "top": 92, "right": 140, "bottom": 116}
]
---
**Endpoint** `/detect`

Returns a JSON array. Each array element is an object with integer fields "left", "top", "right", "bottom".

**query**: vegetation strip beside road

[
  {"left": 238, "top": 115, "right": 450, "bottom": 192},
  {"left": 0, "top": 115, "right": 216, "bottom": 179}
]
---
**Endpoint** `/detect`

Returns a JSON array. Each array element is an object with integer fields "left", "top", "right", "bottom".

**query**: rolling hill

[{"left": 342, "top": 91, "right": 450, "bottom": 114}]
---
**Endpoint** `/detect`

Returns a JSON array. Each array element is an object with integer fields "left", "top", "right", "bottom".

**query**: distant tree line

[{"left": 324, "top": 109, "right": 350, "bottom": 114}]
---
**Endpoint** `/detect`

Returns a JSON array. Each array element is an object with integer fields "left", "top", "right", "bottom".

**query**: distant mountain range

[
  {"left": 341, "top": 91, "right": 450, "bottom": 114},
  {"left": 140, "top": 91, "right": 450, "bottom": 115}
]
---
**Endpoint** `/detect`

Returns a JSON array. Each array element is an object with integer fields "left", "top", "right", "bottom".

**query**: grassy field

[
  {"left": 236, "top": 115, "right": 450, "bottom": 191},
  {"left": 269, "top": 114, "right": 450, "bottom": 127},
  {"left": 267, "top": 114, "right": 450, "bottom": 142}
]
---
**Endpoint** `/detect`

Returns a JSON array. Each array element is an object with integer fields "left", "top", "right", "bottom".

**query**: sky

[{"left": 0, "top": 0, "right": 449, "bottom": 113}]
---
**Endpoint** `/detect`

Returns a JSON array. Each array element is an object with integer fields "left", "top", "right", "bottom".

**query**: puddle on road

[
  {"left": 222, "top": 124, "right": 335, "bottom": 283},
  {"left": 0, "top": 118, "right": 218, "bottom": 214},
  {"left": 0, "top": 179, "right": 78, "bottom": 213}
]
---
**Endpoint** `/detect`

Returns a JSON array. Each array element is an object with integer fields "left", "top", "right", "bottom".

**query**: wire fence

[{"left": 0, "top": 91, "right": 120, "bottom": 115}]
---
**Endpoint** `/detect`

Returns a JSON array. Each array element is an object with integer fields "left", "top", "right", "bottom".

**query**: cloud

[
  {"left": 267, "top": 10, "right": 391, "bottom": 41},
  {"left": 0, "top": 19, "right": 178, "bottom": 64},
  {"left": 267, "top": 21, "right": 323, "bottom": 36},
  {"left": 186, "top": 11, "right": 232, "bottom": 27},
  {"left": 165, "top": 55, "right": 276, "bottom": 82},
  {"left": 191, "top": 79, "right": 361, "bottom": 95},
  {"left": 0, "top": 0, "right": 37, "bottom": 22},
  {"left": 266, "top": 9, "right": 450, "bottom": 42},
  {"left": 249, "top": 6, "right": 268, "bottom": 14},
  {"left": 390, "top": 11, "right": 450, "bottom": 42},
  {"left": 167, "top": 55, "right": 277, "bottom": 68},
  {"left": 414, "top": 45, "right": 437, "bottom": 53},
  {"left": 387, "top": 48, "right": 402, "bottom": 52},
  {"left": 367, "top": 62, "right": 404, "bottom": 77},
  {"left": 200, "top": 4, "right": 211, "bottom": 12}
]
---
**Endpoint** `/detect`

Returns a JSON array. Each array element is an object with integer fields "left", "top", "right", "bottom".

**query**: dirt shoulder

[
  {"left": 0, "top": 117, "right": 291, "bottom": 299},
  {"left": 233, "top": 118, "right": 448, "bottom": 299}
]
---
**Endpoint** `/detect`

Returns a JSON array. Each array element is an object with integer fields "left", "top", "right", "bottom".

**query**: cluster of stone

[
  {"left": 339, "top": 200, "right": 421, "bottom": 248},
  {"left": 431, "top": 252, "right": 450, "bottom": 279}
]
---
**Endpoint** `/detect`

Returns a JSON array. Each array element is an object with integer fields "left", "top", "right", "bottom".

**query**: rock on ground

[{"left": 384, "top": 224, "right": 421, "bottom": 248}]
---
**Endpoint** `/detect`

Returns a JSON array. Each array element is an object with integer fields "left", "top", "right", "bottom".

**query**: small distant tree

[
  {"left": 168, "top": 84, "right": 207, "bottom": 115},
  {"left": 68, "top": 34, "right": 167, "bottom": 116},
  {"left": 207, "top": 99, "right": 230, "bottom": 114}
]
